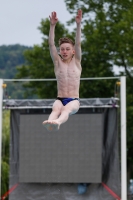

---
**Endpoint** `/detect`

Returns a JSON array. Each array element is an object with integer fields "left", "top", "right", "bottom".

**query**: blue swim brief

[{"left": 57, "top": 97, "right": 80, "bottom": 106}]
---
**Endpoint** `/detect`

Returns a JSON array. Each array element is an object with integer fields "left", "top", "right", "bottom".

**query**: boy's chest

[{"left": 56, "top": 64, "right": 79, "bottom": 78}]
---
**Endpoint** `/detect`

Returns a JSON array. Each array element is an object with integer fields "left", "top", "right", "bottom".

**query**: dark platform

[{"left": 19, "top": 112, "right": 103, "bottom": 183}]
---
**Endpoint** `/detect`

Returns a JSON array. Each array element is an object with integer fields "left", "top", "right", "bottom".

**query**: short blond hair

[{"left": 59, "top": 37, "right": 75, "bottom": 46}]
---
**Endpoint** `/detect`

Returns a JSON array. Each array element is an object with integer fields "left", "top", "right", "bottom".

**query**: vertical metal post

[
  {"left": 0, "top": 79, "right": 3, "bottom": 197},
  {"left": 120, "top": 76, "right": 127, "bottom": 200}
]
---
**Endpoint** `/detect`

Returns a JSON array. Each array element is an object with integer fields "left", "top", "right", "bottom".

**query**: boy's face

[{"left": 59, "top": 43, "right": 75, "bottom": 60}]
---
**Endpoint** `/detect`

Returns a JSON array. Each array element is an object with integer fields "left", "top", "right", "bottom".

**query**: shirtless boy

[{"left": 43, "top": 9, "right": 82, "bottom": 131}]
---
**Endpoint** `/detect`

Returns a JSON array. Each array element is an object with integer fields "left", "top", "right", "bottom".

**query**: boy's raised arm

[
  {"left": 75, "top": 10, "right": 82, "bottom": 62},
  {"left": 49, "top": 12, "right": 59, "bottom": 63}
]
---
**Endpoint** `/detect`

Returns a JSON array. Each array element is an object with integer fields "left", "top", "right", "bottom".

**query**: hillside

[
  {"left": 0, "top": 44, "right": 32, "bottom": 98},
  {"left": 0, "top": 44, "right": 31, "bottom": 78}
]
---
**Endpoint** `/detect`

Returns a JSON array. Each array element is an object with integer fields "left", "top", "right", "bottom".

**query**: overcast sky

[{"left": 0, "top": 0, "right": 74, "bottom": 46}]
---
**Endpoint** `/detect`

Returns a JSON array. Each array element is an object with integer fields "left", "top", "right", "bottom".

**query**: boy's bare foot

[{"left": 42, "top": 120, "right": 60, "bottom": 132}]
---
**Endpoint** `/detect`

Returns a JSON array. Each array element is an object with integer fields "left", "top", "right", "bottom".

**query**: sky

[{"left": 0, "top": 0, "right": 74, "bottom": 46}]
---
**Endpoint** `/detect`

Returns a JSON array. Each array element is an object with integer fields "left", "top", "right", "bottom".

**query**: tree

[
  {"left": 0, "top": 45, "right": 31, "bottom": 99},
  {"left": 64, "top": 0, "right": 133, "bottom": 75}
]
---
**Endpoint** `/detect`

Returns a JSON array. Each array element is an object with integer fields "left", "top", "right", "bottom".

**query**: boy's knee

[
  {"left": 62, "top": 105, "right": 79, "bottom": 115},
  {"left": 52, "top": 107, "right": 61, "bottom": 115},
  {"left": 61, "top": 107, "right": 71, "bottom": 114}
]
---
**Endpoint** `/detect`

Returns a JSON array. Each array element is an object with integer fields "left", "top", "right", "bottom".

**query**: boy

[{"left": 43, "top": 10, "right": 82, "bottom": 131}]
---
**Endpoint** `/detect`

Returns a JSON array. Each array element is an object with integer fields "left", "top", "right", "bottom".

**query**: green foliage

[
  {"left": 65, "top": 0, "right": 133, "bottom": 72},
  {"left": 0, "top": 44, "right": 31, "bottom": 78},
  {"left": 1, "top": 110, "right": 10, "bottom": 197},
  {"left": 0, "top": 44, "right": 32, "bottom": 99},
  {"left": 1, "top": 161, "right": 9, "bottom": 198},
  {"left": 80, "top": 15, "right": 116, "bottom": 97}
]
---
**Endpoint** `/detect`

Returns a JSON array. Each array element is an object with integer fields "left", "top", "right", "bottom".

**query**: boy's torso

[{"left": 54, "top": 56, "right": 82, "bottom": 98}]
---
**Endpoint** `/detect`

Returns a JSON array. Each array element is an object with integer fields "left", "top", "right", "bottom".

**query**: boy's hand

[
  {"left": 49, "top": 11, "right": 58, "bottom": 25},
  {"left": 75, "top": 9, "right": 82, "bottom": 24}
]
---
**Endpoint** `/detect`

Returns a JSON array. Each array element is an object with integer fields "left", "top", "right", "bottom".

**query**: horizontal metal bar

[
  {"left": 2, "top": 98, "right": 119, "bottom": 103},
  {"left": 3, "top": 77, "right": 120, "bottom": 82},
  {"left": 3, "top": 79, "right": 57, "bottom": 82},
  {"left": 3, "top": 105, "right": 119, "bottom": 109},
  {"left": 81, "top": 77, "right": 120, "bottom": 80},
  {"left": 3, "top": 106, "right": 52, "bottom": 109},
  {"left": 79, "top": 105, "right": 119, "bottom": 108}
]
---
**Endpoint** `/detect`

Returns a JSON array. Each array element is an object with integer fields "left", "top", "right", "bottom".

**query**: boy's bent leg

[
  {"left": 50, "top": 100, "right": 80, "bottom": 130},
  {"left": 42, "top": 100, "right": 63, "bottom": 131},
  {"left": 48, "top": 100, "right": 63, "bottom": 120}
]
